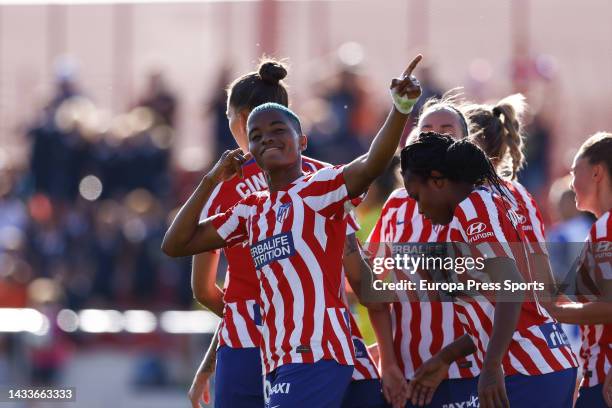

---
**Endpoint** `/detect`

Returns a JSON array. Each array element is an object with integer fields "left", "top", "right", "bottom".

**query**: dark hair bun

[{"left": 258, "top": 61, "right": 288, "bottom": 84}]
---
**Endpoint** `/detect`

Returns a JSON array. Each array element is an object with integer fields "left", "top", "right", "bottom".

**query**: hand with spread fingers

[
  {"left": 389, "top": 54, "right": 423, "bottom": 114},
  {"left": 209, "top": 148, "right": 252, "bottom": 183},
  {"left": 406, "top": 354, "right": 449, "bottom": 406}
]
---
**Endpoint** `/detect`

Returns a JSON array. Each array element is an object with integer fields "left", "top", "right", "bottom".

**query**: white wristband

[{"left": 390, "top": 87, "right": 417, "bottom": 114}]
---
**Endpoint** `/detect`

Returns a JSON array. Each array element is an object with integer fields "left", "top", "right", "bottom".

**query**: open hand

[{"left": 406, "top": 354, "right": 449, "bottom": 406}]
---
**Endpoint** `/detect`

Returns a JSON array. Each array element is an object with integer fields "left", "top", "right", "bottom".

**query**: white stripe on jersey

[{"left": 289, "top": 189, "right": 326, "bottom": 363}]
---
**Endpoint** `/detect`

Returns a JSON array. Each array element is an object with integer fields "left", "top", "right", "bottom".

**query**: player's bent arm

[
  {"left": 163, "top": 148, "right": 250, "bottom": 257},
  {"left": 436, "top": 334, "right": 477, "bottom": 365},
  {"left": 192, "top": 251, "right": 224, "bottom": 317},
  {"left": 548, "top": 301, "right": 612, "bottom": 324},
  {"left": 162, "top": 175, "right": 227, "bottom": 257}
]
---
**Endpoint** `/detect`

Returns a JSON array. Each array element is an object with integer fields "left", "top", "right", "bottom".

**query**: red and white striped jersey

[
  {"left": 211, "top": 166, "right": 357, "bottom": 374},
  {"left": 502, "top": 180, "right": 546, "bottom": 244},
  {"left": 338, "top": 251, "right": 380, "bottom": 381},
  {"left": 577, "top": 210, "right": 612, "bottom": 387},
  {"left": 349, "top": 313, "right": 380, "bottom": 380},
  {"left": 367, "top": 188, "right": 479, "bottom": 379},
  {"left": 200, "top": 156, "right": 328, "bottom": 348},
  {"left": 440, "top": 188, "right": 578, "bottom": 376}
]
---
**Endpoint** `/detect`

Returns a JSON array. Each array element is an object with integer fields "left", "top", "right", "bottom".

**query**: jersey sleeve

[
  {"left": 209, "top": 196, "right": 251, "bottom": 247},
  {"left": 199, "top": 182, "right": 224, "bottom": 222},
  {"left": 300, "top": 166, "right": 357, "bottom": 219},
  {"left": 451, "top": 192, "right": 518, "bottom": 261}
]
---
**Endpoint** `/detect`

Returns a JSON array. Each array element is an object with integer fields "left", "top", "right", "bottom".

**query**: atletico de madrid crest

[{"left": 276, "top": 202, "right": 292, "bottom": 223}]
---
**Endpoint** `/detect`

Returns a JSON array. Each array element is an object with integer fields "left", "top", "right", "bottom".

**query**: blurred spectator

[
  {"left": 25, "top": 278, "right": 72, "bottom": 385},
  {"left": 207, "top": 66, "right": 237, "bottom": 158},
  {"left": 139, "top": 71, "right": 178, "bottom": 127},
  {"left": 306, "top": 64, "right": 380, "bottom": 164},
  {"left": 518, "top": 112, "right": 552, "bottom": 199}
]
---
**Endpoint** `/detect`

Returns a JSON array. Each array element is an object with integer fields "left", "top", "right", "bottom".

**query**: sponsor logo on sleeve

[{"left": 250, "top": 232, "right": 296, "bottom": 269}]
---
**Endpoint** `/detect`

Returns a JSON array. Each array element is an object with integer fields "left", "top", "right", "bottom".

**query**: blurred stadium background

[{"left": 0, "top": 0, "right": 610, "bottom": 406}]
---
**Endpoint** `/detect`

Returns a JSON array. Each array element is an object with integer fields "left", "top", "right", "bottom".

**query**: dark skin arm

[
  {"left": 407, "top": 334, "right": 476, "bottom": 406},
  {"left": 343, "top": 234, "right": 408, "bottom": 408},
  {"left": 161, "top": 148, "right": 251, "bottom": 257},
  {"left": 406, "top": 257, "right": 523, "bottom": 408},
  {"left": 343, "top": 55, "right": 422, "bottom": 198},
  {"left": 478, "top": 257, "right": 524, "bottom": 408}
]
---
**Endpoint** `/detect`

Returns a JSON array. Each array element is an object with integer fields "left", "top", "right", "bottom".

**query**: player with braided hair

[{"left": 402, "top": 132, "right": 577, "bottom": 408}]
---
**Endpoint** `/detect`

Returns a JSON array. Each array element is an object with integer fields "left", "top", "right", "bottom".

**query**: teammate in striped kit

[
  {"left": 186, "top": 60, "right": 383, "bottom": 408},
  {"left": 547, "top": 132, "right": 612, "bottom": 407},
  {"left": 163, "top": 55, "right": 423, "bottom": 408},
  {"left": 368, "top": 96, "right": 481, "bottom": 408},
  {"left": 463, "top": 94, "right": 547, "bottom": 248},
  {"left": 401, "top": 133, "right": 577, "bottom": 408}
]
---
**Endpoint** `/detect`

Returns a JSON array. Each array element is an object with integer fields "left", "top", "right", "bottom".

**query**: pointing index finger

[{"left": 402, "top": 54, "right": 423, "bottom": 77}]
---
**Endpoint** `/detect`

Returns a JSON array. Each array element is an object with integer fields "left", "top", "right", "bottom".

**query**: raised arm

[
  {"left": 162, "top": 148, "right": 251, "bottom": 257},
  {"left": 343, "top": 55, "right": 422, "bottom": 198}
]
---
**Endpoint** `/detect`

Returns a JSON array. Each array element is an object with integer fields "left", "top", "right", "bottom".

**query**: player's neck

[
  {"left": 449, "top": 184, "right": 474, "bottom": 211},
  {"left": 593, "top": 186, "right": 612, "bottom": 219},
  {"left": 265, "top": 165, "right": 304, "bottom": 192}
]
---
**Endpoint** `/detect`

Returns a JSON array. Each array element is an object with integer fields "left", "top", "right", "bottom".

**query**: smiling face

[
  {"left": 402, "top": 170, "right": 456, "bottom": 225},
  {"left": 247, "top": 109, "right": 306, "bottom": 171},
  {"left": 418, "top": 107, "right": 467, "bottom": 139}
]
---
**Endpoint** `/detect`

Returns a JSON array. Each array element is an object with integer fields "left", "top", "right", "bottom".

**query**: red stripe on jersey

[
  {"left": 348, "top": 313, "right": 379, "bottom": 380},
  {"left": 203, "top": 157, "right": 327, "bottom": 349},
  {"left": 445, "top": 188, "right": 578, "bottom": 376},
  {"left": 210, "top": 166, "right": 356, "bottom": 373},
  {"left": 579, "top": 210, "right": 612, "bottom": 387},
  {"left": 369, "top": 189, "right": 477, "bottom": 379}
]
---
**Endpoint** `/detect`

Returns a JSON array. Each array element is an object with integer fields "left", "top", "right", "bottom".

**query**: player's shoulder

[
  {"left": 590, "top": 210, "right": 612, "bottom": 241},
  {"left": 302, "top": 155, "right": 331, "bottom": 172},
  {"left": 456, "top": 188, "right": 496, "bottom": 218},
  {"left": 302, "top": 163, "right": 344, "bottom": 182},
  {"left": 381, "top": 188, "right": 410, "bottom": 210}
]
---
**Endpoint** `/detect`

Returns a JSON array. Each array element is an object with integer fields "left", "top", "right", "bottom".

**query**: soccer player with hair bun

[
  {"left": 462, "top": 94, "right": 547, "bottom": 248},
  {"left": 186, "top": 59, "right": 382, "bottom": 408},
  {"left": 163, "top": 55, "right": 424, "bottom": 408},
  {"left": 402, "top": 132, "right": 577, "bottom": 408},
  {"left": 547, "top": 132, "right": 612, "bottom": 408}
]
